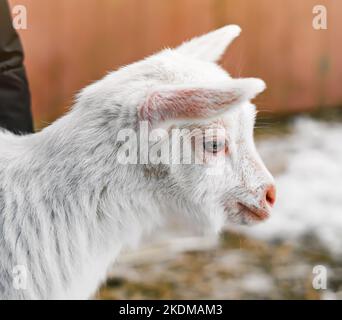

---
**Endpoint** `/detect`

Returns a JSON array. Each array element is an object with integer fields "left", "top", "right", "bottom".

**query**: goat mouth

[{"left": 237, "top": 202, "right": 270, "bottom": 222}]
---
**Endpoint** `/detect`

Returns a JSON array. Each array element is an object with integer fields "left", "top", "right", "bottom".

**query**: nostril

[{"left": 265, "top": 185, "right": 276, "bottom": 207}]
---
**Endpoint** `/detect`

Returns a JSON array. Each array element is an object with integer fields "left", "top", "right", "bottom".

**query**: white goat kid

[{"left": 0, "top": 25, "right": 276, "bottom": 299}]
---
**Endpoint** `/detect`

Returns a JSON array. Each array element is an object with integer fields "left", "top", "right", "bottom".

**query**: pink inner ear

[{"left": 139, "top": 88, "right": 239, "bottom": 125}]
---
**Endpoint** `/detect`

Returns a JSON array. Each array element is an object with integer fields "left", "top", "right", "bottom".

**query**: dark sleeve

[{"left": 0, "top": 0, "right": 33, "bottom": 134}]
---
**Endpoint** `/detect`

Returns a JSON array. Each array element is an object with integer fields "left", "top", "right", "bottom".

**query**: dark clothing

[{"left": 0, "top": 0, "right": 33, "bottom": 134}]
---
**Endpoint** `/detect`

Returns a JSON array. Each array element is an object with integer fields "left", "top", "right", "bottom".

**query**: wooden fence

[{"left": 9, "top": 0, "right": 342, "bottom": 127}]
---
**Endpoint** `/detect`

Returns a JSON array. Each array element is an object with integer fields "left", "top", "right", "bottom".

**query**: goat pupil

[
  {"left": 203, "top": 140, "right": 219, "bottom": 153},
  {"left": 212, "top": 141, "right": 218, "bottom": 152}
]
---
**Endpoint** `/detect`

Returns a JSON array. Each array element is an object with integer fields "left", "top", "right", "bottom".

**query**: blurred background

[{"left": 10, "top": 0, "right": 342, "bottom": 299}]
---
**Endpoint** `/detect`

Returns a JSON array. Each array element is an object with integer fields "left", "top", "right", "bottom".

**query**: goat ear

[
  {"left": 139, "top": 78, "right": 265, "bottom": 125},
  {"left": 175, "top": 25, "right": 241, "bottom": 62}
]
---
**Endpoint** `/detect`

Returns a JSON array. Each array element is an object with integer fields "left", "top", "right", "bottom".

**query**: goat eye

[{"left": 203, "top": 139, "right": 225, "bottom": 154}]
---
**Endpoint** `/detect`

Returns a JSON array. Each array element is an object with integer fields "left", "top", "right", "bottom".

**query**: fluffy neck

[{"left": 1, "top": 107, "right": 163, "bottom": 299}]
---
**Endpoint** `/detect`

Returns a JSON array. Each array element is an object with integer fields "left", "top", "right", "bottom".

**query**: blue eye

[{"left": 203, "top": 139, "right": 225, "bottom": 154}]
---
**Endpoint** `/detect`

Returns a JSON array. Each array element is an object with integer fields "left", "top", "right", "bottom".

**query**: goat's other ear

[
  {"left": 175, "top": 25, "right": 241, "bottom": 63},
  {"left": 139, "top": 78, "right": 265, "bottom": 125}
]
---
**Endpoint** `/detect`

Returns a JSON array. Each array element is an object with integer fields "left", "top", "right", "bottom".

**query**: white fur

[{"left": 0, "top": 25, "right": 274, "bottom": 299}]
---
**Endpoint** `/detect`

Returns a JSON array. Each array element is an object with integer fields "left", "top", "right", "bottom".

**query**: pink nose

[
  {"left": 265, "top": 185, "right": 276, "bottom": 208},
  {"left": 236, "top": 184, "right": 276, "bottom": 222}
]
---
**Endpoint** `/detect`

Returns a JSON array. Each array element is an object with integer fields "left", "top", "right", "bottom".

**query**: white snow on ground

[{"left": 232, "top": 118, "right": 342, "bottom": 254}]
